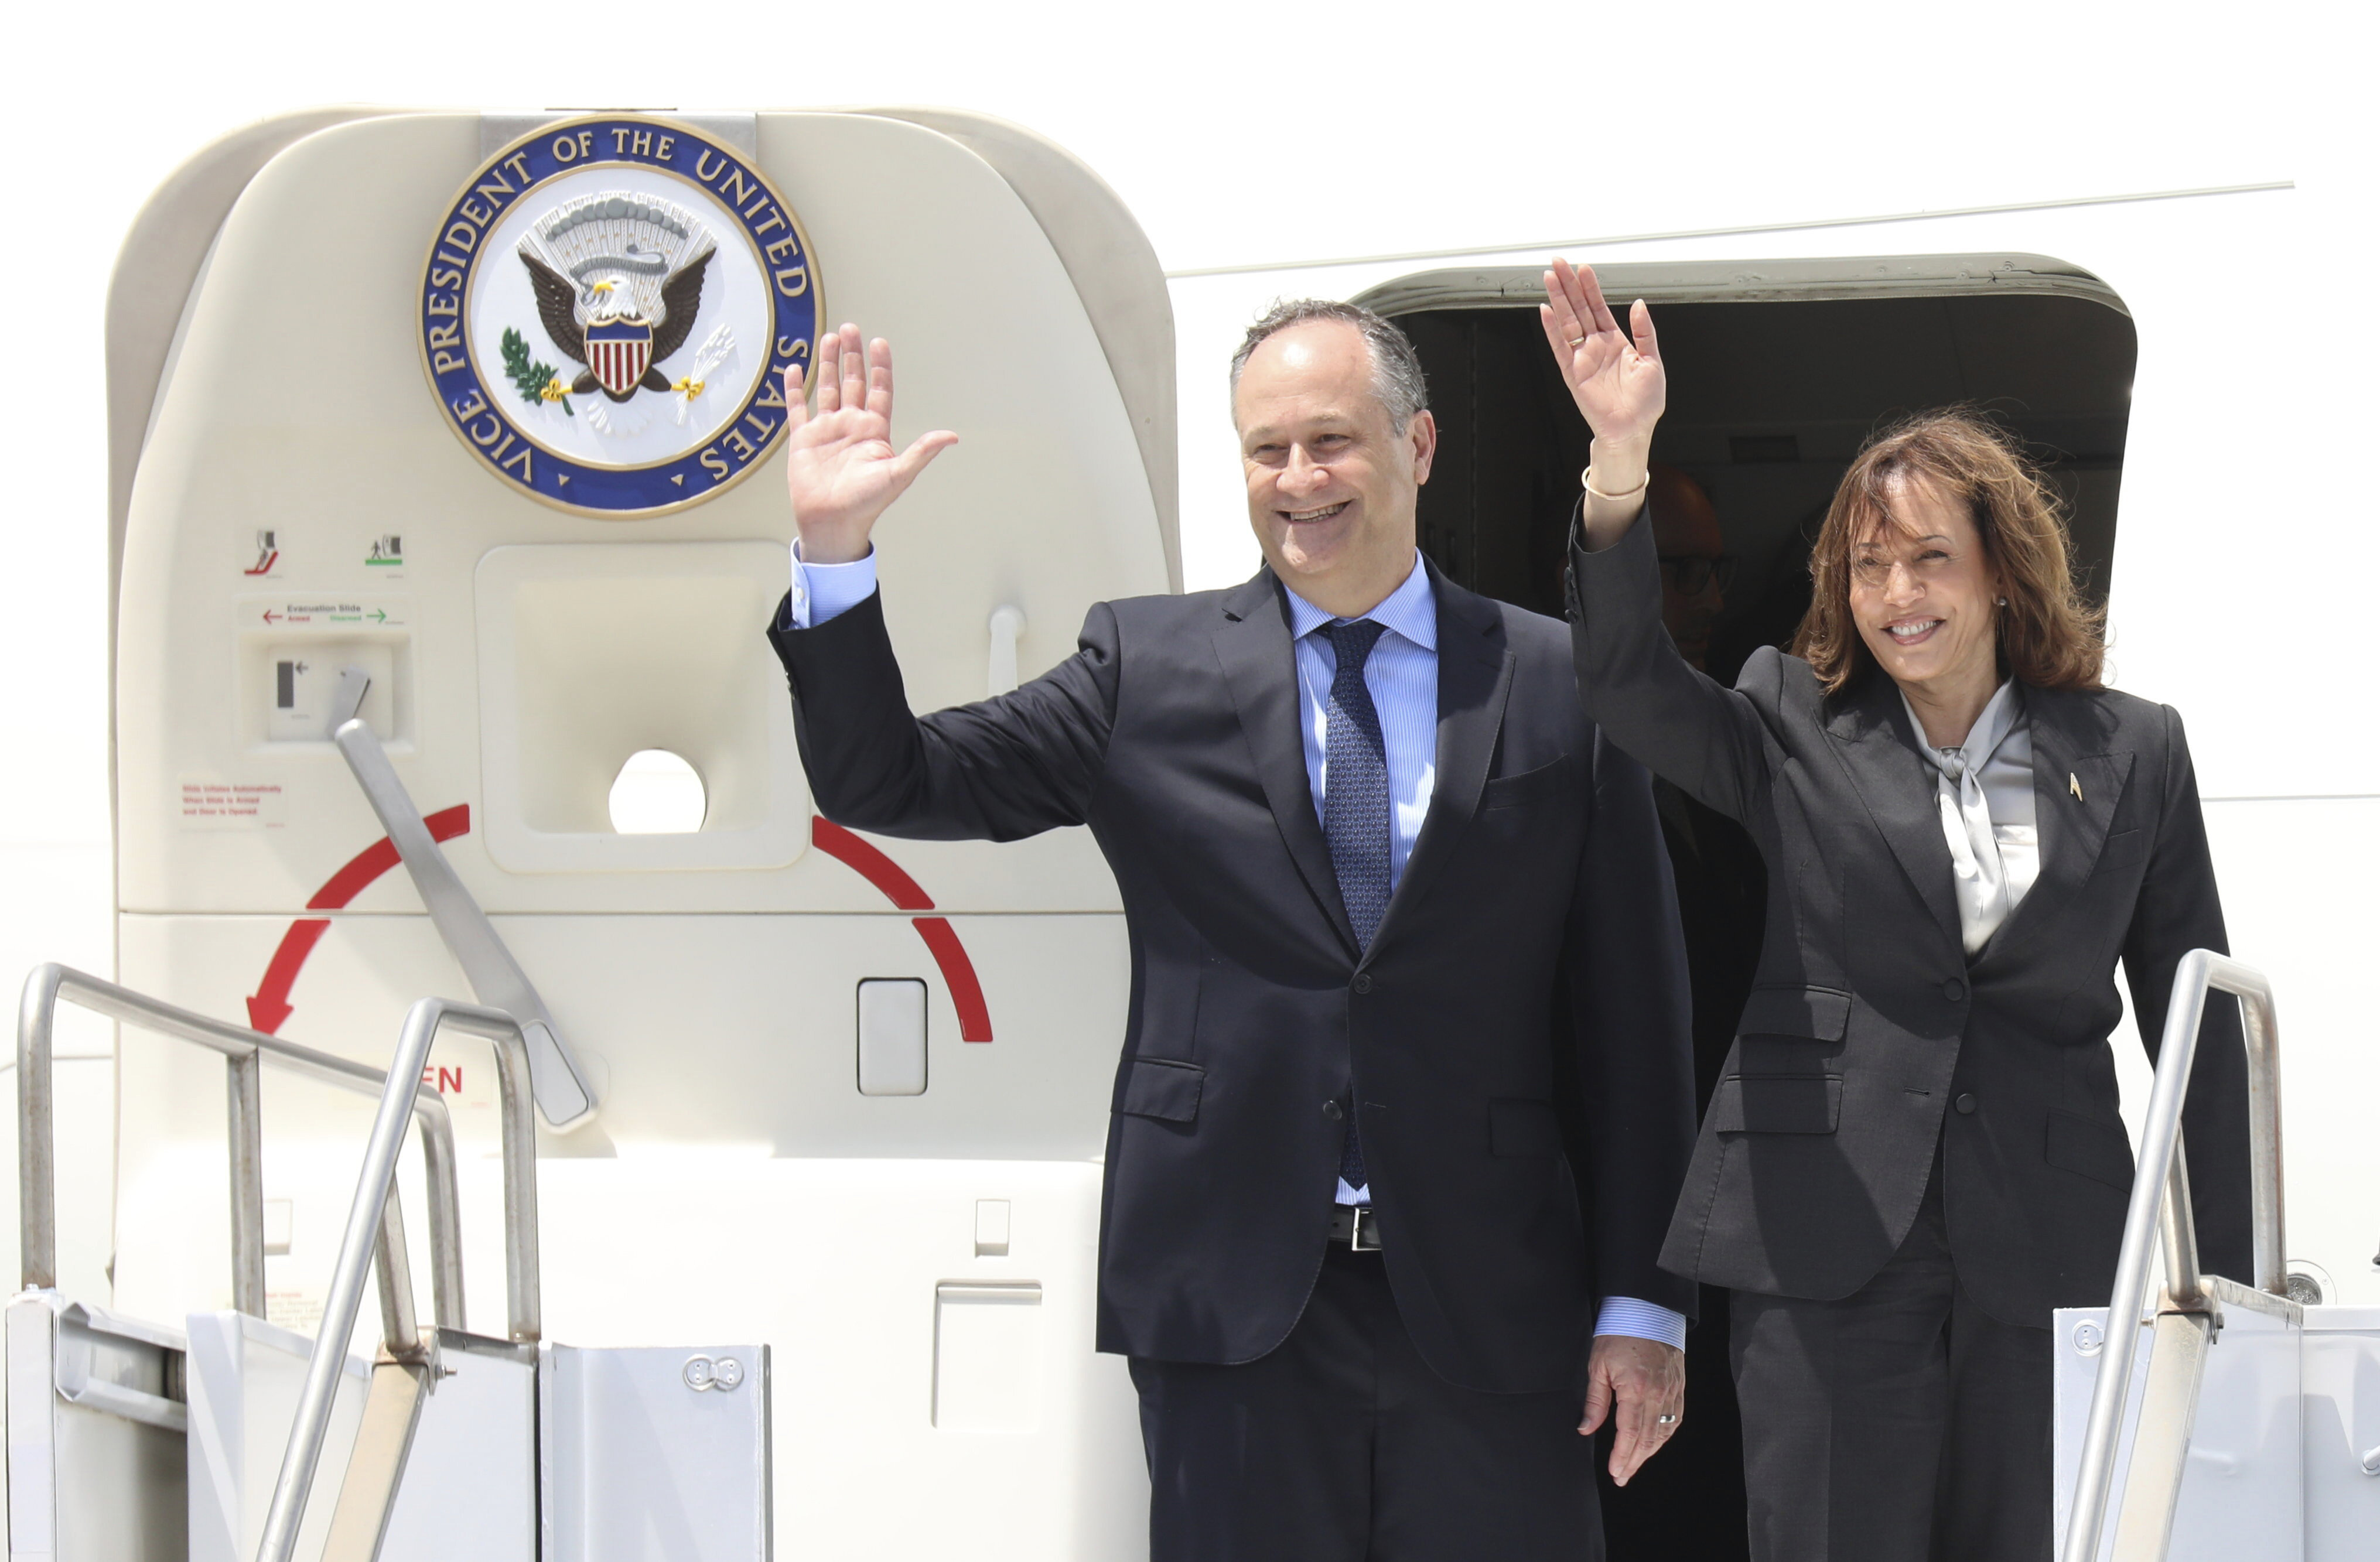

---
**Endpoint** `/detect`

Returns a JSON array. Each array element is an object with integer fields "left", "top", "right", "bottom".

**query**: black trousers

[
  {"left": 1129, "top": 1245, "right": 1603, "bottom": 1562},
  {"left": 1730, "top": 1171, "right": 2054, "bottom": 1562}
]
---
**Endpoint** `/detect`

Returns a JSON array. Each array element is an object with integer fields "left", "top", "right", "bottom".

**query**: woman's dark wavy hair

[{"left": 1792, "top": 407, "right": 2105, "bottom": 695}]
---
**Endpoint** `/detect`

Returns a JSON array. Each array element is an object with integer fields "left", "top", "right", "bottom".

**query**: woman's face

[{"left": 1848, "top": 474, "right": 2002, "bottom": 698}]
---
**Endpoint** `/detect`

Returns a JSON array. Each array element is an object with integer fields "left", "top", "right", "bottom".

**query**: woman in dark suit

[{"left": 1539, "top": 259, "right": 2250, "bottom": 1562}]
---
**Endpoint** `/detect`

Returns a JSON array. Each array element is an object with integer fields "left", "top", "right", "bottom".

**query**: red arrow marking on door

[
  {"left": 245, "top": 805, "right": 472, "bottom": 1034},
  {"left": 811, "top": 817, "right": 993, "bottom": 1043},
  {"left": 245, "top": 806, "right": 994, "bottom": 1044},
  {"left": 247, "top": 919, "right": 329, "bottom": 1032},
  {"left": 909, "top": 918, "right": 993, "bottom": 1044},
  {"left": 306, "top": 805, "right": 471, "bottom": 911}
]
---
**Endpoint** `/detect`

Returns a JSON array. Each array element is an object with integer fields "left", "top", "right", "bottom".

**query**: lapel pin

[{"left": 2070, "top": 773, "right": 2083, "bottom": 802}]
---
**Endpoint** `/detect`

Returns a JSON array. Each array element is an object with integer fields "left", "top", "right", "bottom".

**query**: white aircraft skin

[{"left": 1, "top": 4, "right": 2372, "bottom": 1556}]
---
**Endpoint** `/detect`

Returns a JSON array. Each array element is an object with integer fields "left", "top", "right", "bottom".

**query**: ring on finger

[
  {"left": 1568, "top": 336, "right": 1586, "bottom": 347},
  {"left": 1656, "top": 1413, "right": 1678, "bottom": 1425}
]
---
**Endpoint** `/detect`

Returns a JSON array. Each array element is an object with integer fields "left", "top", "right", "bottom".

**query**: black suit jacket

[
  {"left": 1569, "top": 516, "right": 2251, "bottom": 1326},
  {"left": 767, "top": 559, "right": 1697, "bottom": 1392}
]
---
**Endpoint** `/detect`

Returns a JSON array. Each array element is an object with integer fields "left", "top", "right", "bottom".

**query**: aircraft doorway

[{"left": 1361, "top": 255, "right": 2137, "bottom": 1562}]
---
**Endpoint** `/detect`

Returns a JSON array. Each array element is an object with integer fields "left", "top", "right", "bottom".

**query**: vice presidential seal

[{"left": 419, "top": 116, "right": 820, "bottom": 516}]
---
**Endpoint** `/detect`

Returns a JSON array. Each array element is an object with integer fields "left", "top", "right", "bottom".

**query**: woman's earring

[{"left": 1996, "top": 597, "right": 2008, "bottom": 607}]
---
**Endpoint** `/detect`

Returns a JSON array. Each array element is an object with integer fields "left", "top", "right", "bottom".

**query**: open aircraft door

[{"left": 101, "top": 107, "right": 1172, "bottom": 1557}]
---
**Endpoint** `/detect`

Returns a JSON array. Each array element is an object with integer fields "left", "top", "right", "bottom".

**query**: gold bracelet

[{"left": 1582, "top": 467, "right": 1650, "bottom": 503}]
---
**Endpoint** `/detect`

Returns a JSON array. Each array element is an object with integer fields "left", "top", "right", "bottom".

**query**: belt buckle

[{"left": 1349, "top": 1206, "right": 1382, "bottom": 1253}]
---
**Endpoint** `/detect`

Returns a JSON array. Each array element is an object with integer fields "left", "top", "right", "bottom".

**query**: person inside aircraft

[
  {"left": 1546, "top": 257, "right": 2251, "bottom": 1562},
  {"left": 1647, "top": 465, "right": 1733, "bottom": 673},
  {"left": 765, "top": 307, "right": 1698, "bottom": 1561}
]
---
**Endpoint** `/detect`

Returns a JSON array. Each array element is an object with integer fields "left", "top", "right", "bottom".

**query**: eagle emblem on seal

[{"left": 515, "top": 192, "right": 718, "bottom": 401}]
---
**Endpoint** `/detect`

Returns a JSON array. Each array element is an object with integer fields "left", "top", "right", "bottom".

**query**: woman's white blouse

[{"left": 1901, "top": 680, "right": 2040, "bottom": 956}]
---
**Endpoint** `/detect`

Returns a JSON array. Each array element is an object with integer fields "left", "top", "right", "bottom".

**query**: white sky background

[{"left": 0, "top": 0, "right": 2360, "bottom": 981}]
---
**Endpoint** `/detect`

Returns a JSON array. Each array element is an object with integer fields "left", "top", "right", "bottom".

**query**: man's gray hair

[{"left": 1229, "top": 299, "right": 1430, "bottom": 430}]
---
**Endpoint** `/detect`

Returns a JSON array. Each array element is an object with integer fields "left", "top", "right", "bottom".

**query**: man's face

[
  {"left": 1234, "top": 320, "right": 1434, "bottom": 610},
  {"left": 1649, "top": 470, "right": 1727, "bottom": 669}
]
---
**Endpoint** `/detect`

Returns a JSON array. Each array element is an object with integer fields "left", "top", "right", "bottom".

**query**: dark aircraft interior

[
  {"left": 1384, "top": 279, "right": 2134, "bottom": 682},
  {"left": 1371, "top": 263, "right": 2139, "bottom": 1562}
]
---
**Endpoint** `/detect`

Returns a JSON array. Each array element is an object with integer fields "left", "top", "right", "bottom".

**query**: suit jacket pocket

[
  {"left": 1479, "top": 757, "right": 1566, "bottom": 812},
  {"left": 2044, "top": 1109, "right": 2133, "bottom": 1190},
  {"left": 1119, "top": 1059, "right": 1204, "bottom": 1123},
  {"left": 1490, "top": 1098, "right": 1565, "bottom": 1156},
  {"left": 1711, "top": 1074, "right": 1842, "bottom": 1134},
  {"left": 1736, "top": 985, "right": 1853, "bottom": 1041}
]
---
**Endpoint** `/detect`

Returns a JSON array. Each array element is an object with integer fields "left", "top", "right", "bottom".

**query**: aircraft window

[{"left": 607, "top": 749, "right": 708, "bottom": 835}]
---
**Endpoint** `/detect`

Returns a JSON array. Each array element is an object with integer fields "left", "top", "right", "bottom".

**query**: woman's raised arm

[
  {"left": 1542, "top": 258, "right": 1665, "bottom": 551},
  {"left": 1548, "top": 259, "right": 1781, "bottom": 821}
]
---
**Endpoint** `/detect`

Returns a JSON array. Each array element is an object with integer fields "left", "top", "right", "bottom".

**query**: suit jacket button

[
  {"left": 1943, "top": 977, "right": 1967, "bottom": 1002},
  {"left": 1323, "top": 1100, "right": 1345, "bottom": 1121},
  {"left": 1955, "top": 1093, "right": 1978, "bottom": 1115},
  {"left": 1352, "top": 974, "right": 1373, "bottom": 994}
]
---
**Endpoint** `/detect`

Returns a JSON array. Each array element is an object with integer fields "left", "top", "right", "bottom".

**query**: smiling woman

[
  {"left": 1802, "top": 410, "right": 2106, "bottom": 730},
  {"left": 1553, "top": 258, "right": 2251, "bottom": 1562}
]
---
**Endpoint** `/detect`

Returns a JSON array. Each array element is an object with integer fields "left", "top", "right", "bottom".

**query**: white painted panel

[
  {"left": 539, "top": 1344, "right": 769, "bottom": 1562},
  {"left": 530, "top": 1159, "right": 1143, "bottom": 1561},
  {"left": 858, "top": 979, "right": 928, "bottom": 1096},
  {"left": 934, "top": 1282, "right": 1044, "bottom": 1431},
  {"left": 378, "top": 1335, "right": 535, "bottom": 1562},
  {"left": 182, "top": 1310, "right": 369, "bottom": 1562},
  {"left": 2171, "top": 1302, "right": 2304, "bottom": 1558},
  {"left": 475, "top": 542, "right": 803, "bottom": 873},
  {"left": 5, "top": 1296, "right": 188, "bottom": 1562},
  {"left": 2056, "top": 1301, "right": 2304, "bottom": 1561},
  {"left": 2302, "top": 1307, "right": 2380, "bottom": 1561}
]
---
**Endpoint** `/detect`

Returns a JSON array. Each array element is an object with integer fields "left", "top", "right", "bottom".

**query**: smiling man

[{"left": 764, "top": 300, "right": 1698, "bottom": 1561}]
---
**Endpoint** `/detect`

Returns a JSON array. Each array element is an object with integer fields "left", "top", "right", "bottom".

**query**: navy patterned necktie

[{"left": 1321, "top": 618, "right": 1390, "bottom": 1198}]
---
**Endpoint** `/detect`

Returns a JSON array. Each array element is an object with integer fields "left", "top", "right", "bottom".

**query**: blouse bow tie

[{"left": 1911, "top": 683, "right": 2032, "bottom": 956}]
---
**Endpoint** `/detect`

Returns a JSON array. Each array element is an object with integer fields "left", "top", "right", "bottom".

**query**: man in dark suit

[{"left": 764, "top": 305, "right": 1698, "bottom": 1560}]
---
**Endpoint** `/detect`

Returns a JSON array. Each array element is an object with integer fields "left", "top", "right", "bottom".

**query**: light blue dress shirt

[{"left": 790, "top": 545, "right": 1685, "bottom": 1349}]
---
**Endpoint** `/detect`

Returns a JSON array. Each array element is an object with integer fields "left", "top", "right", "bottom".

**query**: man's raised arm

[{"left": 765, "top": 323, "right": 1115, "bottom": 844}]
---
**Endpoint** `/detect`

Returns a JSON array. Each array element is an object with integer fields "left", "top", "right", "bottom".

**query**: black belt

[{"left": 1329, "top": 1205, "right": 1383, "bottom": 1252}]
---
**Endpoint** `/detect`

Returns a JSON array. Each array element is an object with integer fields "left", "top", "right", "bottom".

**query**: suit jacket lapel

[
  {"left": 1370, "top": 568, "right": 1512, "bottom": 957},
  {"left": 1972, "top": 688, "right": 2133, "bottom": 971},
  {"left": 1822, "top": 676, "right": 1963, "bottom": 951},
  {"left": 1213, "top": 570, "right": 1360, "bottom": 958}
]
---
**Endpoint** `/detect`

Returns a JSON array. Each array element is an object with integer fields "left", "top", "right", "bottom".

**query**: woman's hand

[
  {"left": 1542, "top": 257, "right": 1665, "bottom": 452},
  {"left": 1543, "top": 258, "right": 1665, "bottom": 549},
  {"left": 783, "top": 324, "right": 958, "bottom": 565}
]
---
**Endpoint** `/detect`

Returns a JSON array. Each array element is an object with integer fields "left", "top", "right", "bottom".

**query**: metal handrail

[
  {"left": 255, "top": 996, "right": 541, "bottom": 1562},
  {"left": 15, "top": 963, "right": 463, "bottom": 1331},
  {"left": 332, "top": 679, "right": 597, "bottom": 1130},
  {"left": 2060, "top": 949, "right": 2285, "bottom": 1562}
]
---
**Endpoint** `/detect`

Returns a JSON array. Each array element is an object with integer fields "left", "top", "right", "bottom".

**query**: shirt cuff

[
  {"left": 1594, "top": 1297, "right": 1687, "bottom": 1351},
  {"left": 788, "top": 542, "right": 879, "bottom": 628}
]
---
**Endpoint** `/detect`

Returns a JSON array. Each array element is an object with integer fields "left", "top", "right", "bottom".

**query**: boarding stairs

[
  {"left": 2053, "top": 951, "right": 2380, "bottom": 1560},
  {"left": 9, "top": 970, "right": 771, "bottom": 1561},
  {"left": 7, "top": 667, "right": 772, "bottom": 1561}
]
